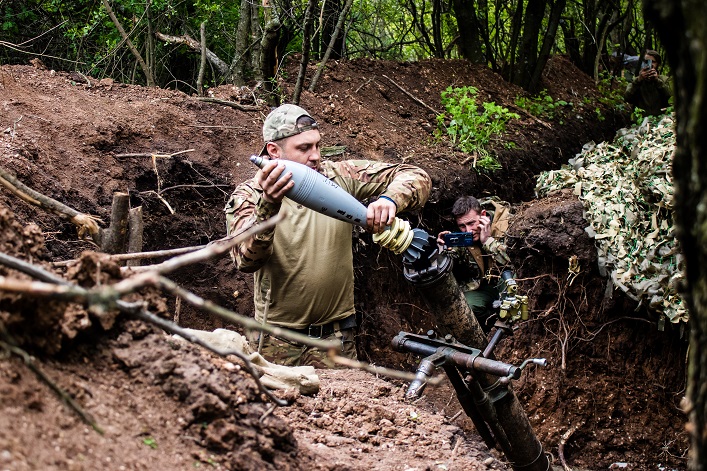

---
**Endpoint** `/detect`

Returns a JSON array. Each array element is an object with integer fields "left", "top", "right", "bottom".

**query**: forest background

[{"left": 5, "top": 0, "right": 707, "bottom": 469}]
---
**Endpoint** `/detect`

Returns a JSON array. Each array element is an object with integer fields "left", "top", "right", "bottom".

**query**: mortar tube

[
  {"left": 405, "top": 259, "right": 549, "bottom": 471},
  {"left": 484, "top": 380, "right": 549, "bottom": 471},
  {"left": 406, "top": 264, "right": 488, "bottom": 350}
]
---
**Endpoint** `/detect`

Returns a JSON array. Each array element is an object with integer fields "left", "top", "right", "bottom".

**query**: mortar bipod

[{"left": 391, "top": 330, "right": 550, "bottom": 471}]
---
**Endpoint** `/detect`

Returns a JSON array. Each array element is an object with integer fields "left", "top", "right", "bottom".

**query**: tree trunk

[
  {"left": 505, "top": 0, "right": 525, "bottom": 82},
  {"left": 451, "top": 0, "right": 484, "bottom": 63},
  {"left": 251, "top": 1, "right": 264, "bottom": 82},
  {"left": 197, "top": 22, "right": 207, "bottom": 95},
  {"left": 513, "top": 0, "right": 547, "bottom": 89},
  {"left": 432, "top": 0, "right": 444, "bottom": 58},
  {"left": 102, "top": 0, "right": 155, "bottom": 87},
  {"left": 321, "top": 0, "right": 343, "bottom": 59},
  {"left": 309, "top": 0, "right": 353, "bottom": 92},
  {"left": 527, "top": 0, "right": 566, "bottom": 93},
  {"left": 643, "top": 0, "right": 706, "bottom": 469},
  {"left": 260, "top": 16, "right": 281, "bottom": 103},
  {"left": 231, "top": 0, "right": 253, "bottom": 85},
  {"left": 293, "top": 0, "right": 318, "bottom": 104}
]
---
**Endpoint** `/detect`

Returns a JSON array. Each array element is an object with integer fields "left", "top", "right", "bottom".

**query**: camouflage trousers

[
  {"left": 463, "top": 281, "right": 503, "bottom": 333},
  {"left": 247, "top": 328, "right": 357, "bottom": 369}
]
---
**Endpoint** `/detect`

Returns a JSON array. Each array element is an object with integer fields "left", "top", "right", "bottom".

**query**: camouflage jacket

[
  {"left": 224, "top": 159, "right": 431, "bottom": 328},
  {"left": 624, "top": 75, "right": 672, "bottom": 116}
]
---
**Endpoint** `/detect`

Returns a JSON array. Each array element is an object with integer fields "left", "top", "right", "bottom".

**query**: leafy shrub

[
  {"left": 436, "top": 86, "right": 519, "bottom": 171},
  {"left": 514, "top": 89, "right": 572, "bottom": 122}
]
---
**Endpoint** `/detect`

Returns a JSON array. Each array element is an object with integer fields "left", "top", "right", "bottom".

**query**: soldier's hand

[
  {"left": 478, "top": 214, "right": 492, "bottom": 244},
  {"left": 257, "top": 159, "right": 293, "bottom": 204},
  {"left": 437, "top": 231, "right": 451, "bottom": 251},
  {"left": 367, "top": 197, "right": 396, "bottom": 234}
]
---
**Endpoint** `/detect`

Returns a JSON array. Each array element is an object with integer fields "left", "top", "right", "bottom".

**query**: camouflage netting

[{"left": 535, "top": 114, "right": 686, "bottom": 326}]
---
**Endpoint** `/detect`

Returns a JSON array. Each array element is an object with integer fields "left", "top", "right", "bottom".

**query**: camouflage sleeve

[
  {"left": 482, "top": 236, "right": 511, "bottom": 267},
  {"left": 224, "top": 179, "right": 281, "bottom": 273},
  {"left": 324, "top": 160, "right": 431, "bottom": 212}
]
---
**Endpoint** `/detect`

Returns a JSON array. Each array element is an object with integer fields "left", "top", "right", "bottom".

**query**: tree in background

[
  {"left": 643, "top": 0, "right": 707, "bottom": 468},
  {"left": 0, "top": 0, "right": 669, "bottom": 96}
]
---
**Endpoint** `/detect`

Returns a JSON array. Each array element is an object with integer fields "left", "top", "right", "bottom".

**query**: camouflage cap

[{"left": 259, "top": 104, "right": 319, "bottom": 155}]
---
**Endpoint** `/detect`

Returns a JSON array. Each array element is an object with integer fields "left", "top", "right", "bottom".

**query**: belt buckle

[{"left": 308, "top": 324, "right": 323, "bottom": 338}]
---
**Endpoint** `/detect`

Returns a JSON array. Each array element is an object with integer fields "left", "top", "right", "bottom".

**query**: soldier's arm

[
  {"left": 224, "top": 182, "right": 280, "bottom": 272},
  {"left": 329, "top": 160, "right": 432, "bottom": 212}
]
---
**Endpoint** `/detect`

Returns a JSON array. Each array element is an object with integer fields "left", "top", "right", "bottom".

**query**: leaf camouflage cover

[{"left": 536, "top": 114, "right": 686, "bottom": 327}]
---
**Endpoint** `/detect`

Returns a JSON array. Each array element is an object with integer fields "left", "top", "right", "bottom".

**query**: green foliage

[
  {"left": 436, "top": 86, "right": 519, "bottom": 171},
  {"left": 142, "top": 436, "right": 158, "bottom": 449},
  {"left": 596, "top": 73, "right": 629, "bottom": 112},
  {"left": 514, "top": 90, "right": 572, "bottom": 121}
]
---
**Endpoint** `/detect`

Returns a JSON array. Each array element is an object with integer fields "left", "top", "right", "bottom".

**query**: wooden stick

[
  {"left": 381, "top": 74, "right": 440, "bottom": 115},
  {"left": 52, "top": 244, "right": 206, "bottom": 267},
  {"left": 0, "top": 166, "right": 101, "bottom": 240},
  {"left": 100, "top": 192, "right": 130, "bottom": 254},
  {"left": 195, "top": 97, "right": 261, "bottom": 111},
  {"left": 558, "top": 422, "right": 582, "bottom": 471},
  {"left": 114, "top": 149, "right": 195, "bottom": 159},
  {"left": 119, "top": 216, "right": 280, "bottom": 276},
  {"left": 126, "top": 206, "right": 144, "bottom": 267}
]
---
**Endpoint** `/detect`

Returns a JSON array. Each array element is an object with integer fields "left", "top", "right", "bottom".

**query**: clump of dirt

[{"left": 0, "top": 55, "right": 689, "bottom": 471}]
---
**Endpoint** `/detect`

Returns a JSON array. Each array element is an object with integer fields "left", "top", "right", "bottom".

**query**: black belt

[{"left": 290, "top": 314, "right": 357, "bottom": 339}]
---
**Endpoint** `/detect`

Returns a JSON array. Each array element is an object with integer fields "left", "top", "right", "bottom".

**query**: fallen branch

[
  {"left": 0, "top": 165, "right": 101, "bottom": 240},
  {"left": 52, "top": 244, "right": 207, "bottom": 268},
  {"left": 195, "top": 97, "right": 261, "bottom": 112},
  {"left": 558, "top": 421, "right": 583, "bottom": 470},
  {"left": 0, "top": 249, "right": 297, "bottom": 405},
  {"left": 381, "top": 74, "right": 440, "bottom": 115},
  {"left": 155, "top": 31, "right": 230, "bottom": 76},
  {"left": 0, "top": 327, "right": 104, "bottom": 434},
  {"left": 119, "top": 215, "right": 282, "bottom": 277},
  {"left": 114, "top": 149, "right": 195, "bottom": 159}
]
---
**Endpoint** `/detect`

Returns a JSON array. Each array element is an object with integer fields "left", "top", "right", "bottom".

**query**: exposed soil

[{"left": 0, "top": 56, "right": 689, "bottom": 470}]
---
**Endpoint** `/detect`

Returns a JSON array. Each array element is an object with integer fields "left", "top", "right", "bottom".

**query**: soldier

[
  {"left": 624, "top": 49, "right": 672, "bottom": 117},
  {"left": 437, "top": 196, "right": 512, "bottom": 332},
  {"left": 225, "top": 104, "right": 431, "bottom": 367}
]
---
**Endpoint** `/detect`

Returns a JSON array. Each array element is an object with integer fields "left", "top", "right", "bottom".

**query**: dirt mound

[{"left": 0, "top": 55, "right": 688, "bottom": 470}]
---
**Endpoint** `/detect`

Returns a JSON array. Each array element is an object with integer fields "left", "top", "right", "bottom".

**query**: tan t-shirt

[
  {"left": 253, "top": 198, "right": 355, "bottom": 327},
  {"left": 225, "top": 159, "right": 431, "bottom": 329}
]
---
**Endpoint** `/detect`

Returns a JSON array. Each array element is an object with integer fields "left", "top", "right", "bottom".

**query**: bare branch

[
  {"left": 101, "top": 0, "right": 155, "bottom": 86},
  {"left": 52, "top": 245, "right": 206, "bottom": 268},
  {"left": 155, "top": 31, "right": 230, "bottom": 76},
  {"left": 381, "top": 74, "right": 440, "bottom": 115},
  {"left": 194, "top": 97, "right": 261, "bottom": 111},
  {"left": 0, "top": 166, "right": 101, "bottom": 240},
  {"left": 114, "top": 149, "right": 195, "bottom": 159},
  {"left": 120, "top": 214, "right": 282, "bottom": 276}
]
